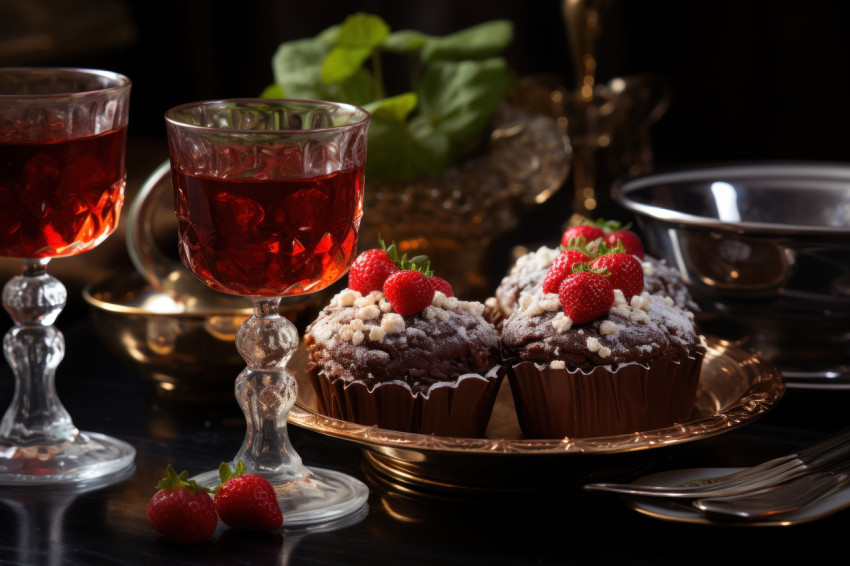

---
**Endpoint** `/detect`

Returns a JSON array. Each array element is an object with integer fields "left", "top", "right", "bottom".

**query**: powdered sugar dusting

[{"left": 501, "top": 287, "right": 700, "bottom": 367}]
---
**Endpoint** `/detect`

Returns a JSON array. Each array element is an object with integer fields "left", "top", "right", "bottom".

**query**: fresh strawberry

[
  {"left": 541, "top": 248, "right": 591, "bottom": 294},
  {"left": 213, "top": 462, "right": 282, "bottom": 531},
  {"left": 146, "top": 465, "right": 217, "bottom": 544},
  {"left": 560, "top": 224, "right": 604, "bottom": 248},
  {"left": 604, "top": 230, "right": 644, "bottom": 259},
  {"left": 383, "top": 269, "right": 435, "bottom": 316},
  {"left": 429, "top": 275, "right": 454, "bottom": 297},
  {"left": 348, "top": 248, "right": 398, "bottom": 294},
  {"left": 558, "top": 270, "right": 615, "bottom": 324},
  {"left": 589, "top": 252, "right": 644, "bottom": 300}
]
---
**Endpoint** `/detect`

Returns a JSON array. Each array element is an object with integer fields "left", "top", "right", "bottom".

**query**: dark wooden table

[{"left": 0, "top": 310, "right": 848, "bottom": 565}]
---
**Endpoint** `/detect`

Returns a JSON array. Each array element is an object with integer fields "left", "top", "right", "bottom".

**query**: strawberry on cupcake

[
  {"left": 493, "top": 217, "right": 699, "bottom": 320},
  {"left": 500, "top": 242, "right": 706, "bottom": 439},
  {"left": 303, "top": 241, "right": 504, "bottom": 438}
]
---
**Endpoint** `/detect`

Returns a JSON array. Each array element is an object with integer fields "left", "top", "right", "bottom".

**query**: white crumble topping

[
  {"left": 356, "top": 304, "right": 380, "bottom": 321},
  {"left": 539, "top": 295, "right": 561, "bottom": 312},
  {"left": 631, "top": 293, "right": 652, "bottom": 311},
  {"left": 552, "top": 313, "right": 573, "bottom": 331},
  {"left": 550, "top": 360, "right": 566, "bottom": 369},
  {"left": 686, "top": 311, "right": 695, "bottom": 320},
  {"left": 485, "top": 296, "right": 498, "bottom": 309},
  {"left": 518, "top": 292, "right": 534, "bottom": 311},
  {"left": 534, "top": 246, "right": 559, "bottom": 270},
  {"left": 663, "top": 296, "right": 675, "bottom": 307},
  {"left": 351, "top": 330, "right": 365, "bottom": 346},
  {"left": 586, "top": 337, "right": 611, "bottom": 358},
  {"left": 423, "top": 306, "right": 451, "bottom": 321},
  {"left": 433, "top": 292, "right": 459, "bottom": 310},
  {"left": 338, "top": 289, "right": 359, "bottom": 307},
  {"left": 642, "top": 260, "right": 655, "bottom": 277},
  {"left": 600, "top": 320, "right": 618, "bottom": 335},
  {"left": 525, "top": 297, "right": 545, "bottom": 317},
  {"left": 369, "top": 326, "right": 385, "bottom": 341},
  {"left": 630, "top": 309, "right": 650, "bottom": 323},
  {"left": 381, "top": 313, "right": 405, "bottom": 333},
  {"left": 460, "top": 300, "right": 485, "bottom": 316},
  {"left": 339, "top": 326, "right": 354, "bottom": 341},
  {"left": 354, "top": 291, "right": 381, "bottom": 308},
  {"left": 348, "top": 318, "right": 365, "bottom": 331}
]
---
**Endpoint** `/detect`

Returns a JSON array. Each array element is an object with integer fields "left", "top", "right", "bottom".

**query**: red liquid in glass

[
  {"left": 0, "top": 127, "right": 127, "bottom": 258},
  {"left": 172, "top": 166, "right": 365, "bottom": 297}
]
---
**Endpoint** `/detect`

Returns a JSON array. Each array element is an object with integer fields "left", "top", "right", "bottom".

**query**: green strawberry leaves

[
  {"left": 265, "top": 13, "right": 515, "bottom": 182},
  {"left": 211, "top": 461, "right": 247, "bottom": 494},
  {"left": 379, "top": 238, "right": 433, "bottom": 276},
  {"left": 155, "top": 464, "right": 209, "bottom": 497}
]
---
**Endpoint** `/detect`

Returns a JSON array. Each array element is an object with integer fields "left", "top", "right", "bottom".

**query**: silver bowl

[
  {"left": 614, "top": 163, "right": 850, "bottom": 388},
  {"left": 84, "top": 272, "right": 326, "bottom": 402}
]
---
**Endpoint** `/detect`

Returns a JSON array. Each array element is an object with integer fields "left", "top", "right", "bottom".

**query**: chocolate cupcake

[
  {"left": 493, "top": 219, "right": 699, "bottom": 318},
  {"left": 304, "top": 244, "right": 504, "bottom": 438},
  {"left": 500, "top": 250, "right": 705, "bottom": 439}
]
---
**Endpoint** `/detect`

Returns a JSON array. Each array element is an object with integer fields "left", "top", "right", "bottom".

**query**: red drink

[
  {"left": 172, "top": 165, "right": 365, "bottom": 296},
  {"left": 0, "top": 127, "right": 127, "bottom": 258}
]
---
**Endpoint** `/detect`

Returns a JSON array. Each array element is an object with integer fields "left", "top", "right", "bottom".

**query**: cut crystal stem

[
  {"left": 0, "top": 259, "right": 77, "bottom": 444},
  {"left": 232, "top": 297, "right": 307, "bottom": 483}
]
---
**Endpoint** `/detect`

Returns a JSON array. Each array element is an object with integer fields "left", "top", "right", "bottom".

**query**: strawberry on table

[
  {"left": 589, "top": 252, "right": 644, "bottom": 300},
  {"left": 146, "top": 465, "right": 218, "bottom": 544},
  {"left": 213, "top": 462, "right": 283, "bottom": 531},
  {"left": 541, "top": 248, "right": 591, "bottom": 294},
  {"left": 557, "top": 270, "right": 615, "bottom": 324}
]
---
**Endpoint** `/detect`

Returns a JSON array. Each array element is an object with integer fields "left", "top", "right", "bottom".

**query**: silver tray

[{"left": 288, "top": 337, "right": 784, "bottom": 493}]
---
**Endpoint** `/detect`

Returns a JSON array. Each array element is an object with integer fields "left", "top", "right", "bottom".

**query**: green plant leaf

[
  {"left": 271, "top": 36, "right": 336, "bottom": 101},
  {"left": 336, "top": 13, "right": 390, "bottom": 48},
  {"left": 266, "top": 15, "right": 515, "bottom": 182},
  {"left": 422, "top": 20, "right": 513, "bottom": 61},
  {"left": 365, "top": 113, "right": 450, "bottom": 181},
  {"left": 415, "top": 57, "right": 514, "bottom": 156},
  {"left": 383, "top": 29, "right": 431, "bottom": 53},
  {"left": 259, "top": 83, "right": 285, "bottom": 99},
  {"left": 364, "top": 92, "right": 418, "bottom": 121},
  {"left": 322, "top": 45, "right": 373, "bottom": 83},
  {"left": 321, "top": 13, "right": 390, "bottom": 85}
]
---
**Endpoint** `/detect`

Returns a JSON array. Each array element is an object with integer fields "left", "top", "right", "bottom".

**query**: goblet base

[
  {"left": 0, "top": 431, "right": 136, "bottom": 485},
  {"left": 193, "top": 465, "right": 368, "bottom": 527}
]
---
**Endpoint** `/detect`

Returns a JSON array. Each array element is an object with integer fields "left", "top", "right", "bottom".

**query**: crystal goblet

[
  {"left": 0, "top": 67, "right": 135, "bottom": 483},
  {"left": 164, "top": 99, "right": 370, "bottom": 525}
]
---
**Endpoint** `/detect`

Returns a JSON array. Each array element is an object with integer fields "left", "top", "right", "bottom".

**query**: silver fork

[
  {"left": 692, "top": 457, "right": 850, "bottom": 520},
  {"left": 583, "top": 426, "right": 850, "bottom": 499}
]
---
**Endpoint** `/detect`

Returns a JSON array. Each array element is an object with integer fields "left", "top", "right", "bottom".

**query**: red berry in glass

[
  {"left": 0, "top": 127, "right": 127, "bottom": 258},
  {"left": 172, "top": 160, "right": 365, "bottom": 297}
]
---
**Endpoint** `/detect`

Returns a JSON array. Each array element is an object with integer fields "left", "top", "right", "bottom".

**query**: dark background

[
  {"left": 3, "top": 0, "right": 850, "bottom": 309},
  {"left": 6, "top": 0, "right": 850, "bottom": 169}
]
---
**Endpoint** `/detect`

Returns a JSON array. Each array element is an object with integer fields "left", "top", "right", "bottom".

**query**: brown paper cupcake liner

[
  {"left": 507, "top": 349, "right": 705, "bottom": 439},
  {"left": 306, "top": 363, "right": 506, "bottom": 438}
]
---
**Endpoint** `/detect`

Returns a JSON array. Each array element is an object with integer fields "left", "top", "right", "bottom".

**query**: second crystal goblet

[
  {"left": 164, "top": 98, "right": 370, "bottom": 526},
  {"left": 0, "top": 67, "right": 135, "bottom": 484}
]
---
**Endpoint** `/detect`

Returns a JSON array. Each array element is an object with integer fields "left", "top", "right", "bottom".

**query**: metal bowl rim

[
  {"left": 82, "top": 275, "right": 255, "bottom": 319},
  {"left": 614, "top": 162, "right": 850, "bottom": 235}
]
